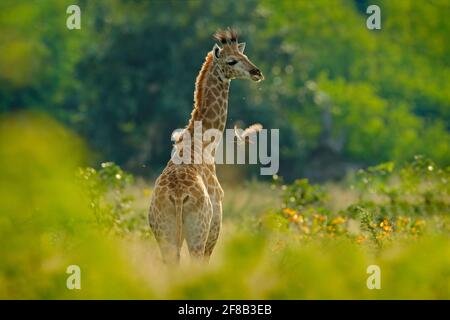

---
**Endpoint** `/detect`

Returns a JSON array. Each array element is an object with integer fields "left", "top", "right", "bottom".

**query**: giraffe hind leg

[
  {"left": 204, "top": 200, "right": 222, "bottom": 260},
  {"left": 183, "top": 195, "right": 213, "bottom": 261},
  {"left": 158, "top": 241, "right": 181, "bottom": 265},
  {"left": 148, "top": 199, "right": 181, "bottom": 265}
]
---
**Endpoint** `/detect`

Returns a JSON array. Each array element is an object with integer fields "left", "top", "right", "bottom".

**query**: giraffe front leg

[{"left": 204, "top": 199, "right": 222, "bottom": 260}]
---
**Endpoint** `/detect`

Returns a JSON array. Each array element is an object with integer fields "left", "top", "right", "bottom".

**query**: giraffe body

[{"left": 148, "top": 28, "right": 263, "bottom": 264}]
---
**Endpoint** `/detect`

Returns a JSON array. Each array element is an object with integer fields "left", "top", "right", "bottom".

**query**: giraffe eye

[{"left": 227, "top": 60, "right": 238, "bottom": 66}]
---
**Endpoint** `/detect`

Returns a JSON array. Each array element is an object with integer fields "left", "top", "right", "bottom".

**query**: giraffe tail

[{"left": 173, "top": 195, "right": 184, "bottom": 250}]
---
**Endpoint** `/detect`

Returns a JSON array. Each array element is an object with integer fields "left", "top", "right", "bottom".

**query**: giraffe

[{"left": 148, "top": 28, "right": 264, "bottom": 264}]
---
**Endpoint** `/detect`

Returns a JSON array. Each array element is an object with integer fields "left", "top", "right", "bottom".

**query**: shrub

[
  {"left": 270, "top": 156, "right": 450, "bottom": 248},
  {"left": 77, "top": 162, "right": 148, "bottom": 237}
]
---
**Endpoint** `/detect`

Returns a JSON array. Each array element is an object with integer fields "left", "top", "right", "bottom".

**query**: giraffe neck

[
  {"left": 172, "top": 52, "right": 230, "bottom": 168},
  {"left": 187, "top": 52, "right": 230, "bottom": 135}
]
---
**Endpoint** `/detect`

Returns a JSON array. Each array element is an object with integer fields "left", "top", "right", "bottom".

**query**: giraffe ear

[
  {"left": 237, "top": 42, "right": 246, "bottom": 53},
  {"left": 213, "top": 43, "right": 222, "bottom": 60}
]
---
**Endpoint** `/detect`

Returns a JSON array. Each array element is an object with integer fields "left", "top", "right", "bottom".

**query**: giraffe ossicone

[{"left": 148, "top": 28, "right": 264, "bottom": 264}]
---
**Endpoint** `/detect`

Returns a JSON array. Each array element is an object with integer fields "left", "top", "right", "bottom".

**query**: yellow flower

[
  {"left": 289, "top": 214, "right": 304, "bottom": 223},
  {"left": 380, "top": 219, "right": 390, "bottom": 227},
  {"left": 283, "top": 208, "right": 296, "bottom": 216},
  {"left": 414, "top": 219, "right": 426, "bottom": 226},
  {"left": 143, "top": 188, "right": 152, "bottom": 196},
  {"left": 356, "top": 235, "right": 366, "bottom": 244},
  {"left": 395, "top": 216, "right": 408, "bottom": 228},
  {"left": 331, "top": 216, "right": 346, "bottom": 225}
]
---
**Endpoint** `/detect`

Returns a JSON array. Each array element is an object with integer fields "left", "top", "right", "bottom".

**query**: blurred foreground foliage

[
  {"left": 0, "top": 113, "right": 151, "bottom": 298},
  {"left": 1, "top": 113, "right": 448, "bottom": 299}
]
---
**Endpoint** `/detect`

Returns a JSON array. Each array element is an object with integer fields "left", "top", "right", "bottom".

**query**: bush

[
  {"left": 270, "top": 156, "right": 450, "bottom": 248},
  {"left": 78, "top": 162, "right": 149, "bottom": 238}
]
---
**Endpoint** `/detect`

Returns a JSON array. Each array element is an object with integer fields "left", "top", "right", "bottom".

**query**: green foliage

[
  {"left": 0, "top": 113, "right": 151, "bottom": 299},
  {"left": 165, "top": 234, "right": 450, "bottom": 299},
  {"left": 259, "top": 0, "right": 450, "bottom": 176},
  {"left": 354, "top": 156, "right": 450, "bottom": 218},
  {"left": 0, "top": 114, "right": 449, "bottom": 299},
  {"left": 0, "top": 0, "right": 86, "bottom": 119},
  {"left": 1, "top": 1, "right": 450, "bottom": 300},
  {"left": 273, "top": 175, "right": 329, "bottom": 216},
  {"left": 271, "top": 156, "right": 449, "bottom": 248},
  {"left": 2, "top": 0, "right": 449, "bottom": 179},
  {"left": 78, "top": 162, "right": 149, "bottom": 238}
]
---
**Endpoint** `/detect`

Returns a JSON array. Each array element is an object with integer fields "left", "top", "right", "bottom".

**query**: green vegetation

[
  {"left": 270, "top": 156, "right": 449, "bottom": 248},
  {"left": 1, "top": 114, "right": 448, "bottom": 299},
  {"left": 1, "top": 0, "right": 449, "bottom": 179},
  {"left": 0, "top": 0, "right": 449, "bottom": 299},
  {"left": 78, "top": 162, "right": 149, "bottom": 237}
]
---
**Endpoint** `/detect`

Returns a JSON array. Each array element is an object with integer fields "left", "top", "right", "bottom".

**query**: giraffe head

[{"left": 212, "top": 28, "right": 264, "bottom": 82}]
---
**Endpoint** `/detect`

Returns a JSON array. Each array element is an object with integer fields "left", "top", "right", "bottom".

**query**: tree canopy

[{"left": 1, "top": 0, "right": 449, "bottom": 180}]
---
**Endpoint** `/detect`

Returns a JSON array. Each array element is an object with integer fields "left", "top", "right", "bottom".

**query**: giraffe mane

[
  {"left": 213, "top": 27, "right": 238, "bottom": 44},
  {"left": 194, "top": 52, "right": 213, "bottom": 112},
  {"left": 184, "top": 50, "right": 214, "bottom": 135}
]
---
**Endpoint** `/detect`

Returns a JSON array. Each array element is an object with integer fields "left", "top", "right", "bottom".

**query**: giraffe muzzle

[{"left": 249, "top": 68, "right": 264, "bottom": 82}]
